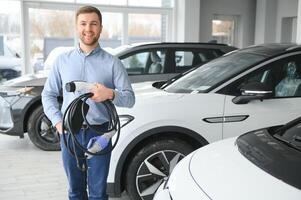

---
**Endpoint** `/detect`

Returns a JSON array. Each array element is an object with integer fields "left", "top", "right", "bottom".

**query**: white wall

[
  {"left": 198, "top": 0, "right": 256, "bottom": 48},
  {"left": 174, "top": 0, "right": 201, "bottom": 42},
  {"left": 298, "top": 0, "right": 301, "bottom": 43},
  {"left": 255, "top": 0, "right": 277, "bottom": 44},
  {"left": 276, "top": 0, "right": 298, "bottom": 42}
]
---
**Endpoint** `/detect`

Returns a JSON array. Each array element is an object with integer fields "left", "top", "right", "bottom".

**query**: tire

[
  {"left": 125, "top": 139, "right": 194, "bottom": 200},
  {"left": 27, "top": 105, "right": 60, "bottom": 151}
]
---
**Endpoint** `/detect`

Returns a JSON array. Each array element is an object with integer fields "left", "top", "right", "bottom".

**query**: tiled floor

[{"left": 0, "top": 134, "right": 129, "bottom": 200}]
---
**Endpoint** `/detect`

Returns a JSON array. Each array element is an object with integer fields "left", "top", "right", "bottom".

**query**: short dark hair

[{"left": 76, "top": 6, "right": 102, "bottom": 24}]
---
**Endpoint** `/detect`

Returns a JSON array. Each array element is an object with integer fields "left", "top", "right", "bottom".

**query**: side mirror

[
  {"left": 232, "top": 82, "right": 273, "bottom": 104},
  {"left": 152, "top": 80, "right": 166, "bottom": 88}
]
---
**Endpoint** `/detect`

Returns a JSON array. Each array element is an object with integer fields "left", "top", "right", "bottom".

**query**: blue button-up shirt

[{"left": 41, "top": 44, "right": 135, "bottom": 126}]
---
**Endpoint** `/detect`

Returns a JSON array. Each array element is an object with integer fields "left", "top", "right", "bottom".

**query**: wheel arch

[
  {"left": 22, "top": 98, "right": 42, "bottom": 133},
  {"left": 109, "top": 126, "right": 209, "bottom": 196}
]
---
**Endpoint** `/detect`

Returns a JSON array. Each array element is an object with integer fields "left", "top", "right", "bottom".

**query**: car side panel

[{"left": 223, "top": 95, "right": 301, "bottom": 139}]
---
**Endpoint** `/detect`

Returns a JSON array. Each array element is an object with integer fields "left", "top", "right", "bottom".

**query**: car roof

[
  {"left": 116, "top": 42, "right": 237, "bottom": 56},
  {"left": 237, "top": 43, "right": 301, "bottom": 57}
]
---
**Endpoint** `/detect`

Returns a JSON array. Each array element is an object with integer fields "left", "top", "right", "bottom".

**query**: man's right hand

[{"left": 55, "top": 122, "right": 63, "bottom": 134}]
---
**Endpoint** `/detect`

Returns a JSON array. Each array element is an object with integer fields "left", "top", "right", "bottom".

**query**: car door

[
  {"left": 168, "top": 48, "right": 223, "bottom": 80},
  {"left": 220, "top": 53, "right": 301, "bottom": 139},
  {"left": 120, "top": 48, "right": 169, "bottom": 83}
]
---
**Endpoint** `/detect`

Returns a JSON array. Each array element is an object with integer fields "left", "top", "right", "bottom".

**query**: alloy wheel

[{"left": 136, "top": 150, "right": 184, "bottom": 200}]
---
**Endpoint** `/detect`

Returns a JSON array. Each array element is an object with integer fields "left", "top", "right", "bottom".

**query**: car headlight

[
  {"left": 119, "top": 115, "right": 134, "bottom": 128},
  {"left": 0, "top": 96, "right": 14, "bottom": 130}
]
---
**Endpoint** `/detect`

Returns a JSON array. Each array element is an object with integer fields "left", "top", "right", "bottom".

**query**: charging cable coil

[{"left": 61, "top": 92, "right": 120, "bottom": 170}]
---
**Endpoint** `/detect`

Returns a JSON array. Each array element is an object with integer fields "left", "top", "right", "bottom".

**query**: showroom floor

[{"left": 0, "top": 134, "right": 129, "bottom": 200}]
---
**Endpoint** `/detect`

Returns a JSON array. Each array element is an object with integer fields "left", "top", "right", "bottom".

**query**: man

[{"left": 41, "top": 5, "right": 135, "bottom": 200}]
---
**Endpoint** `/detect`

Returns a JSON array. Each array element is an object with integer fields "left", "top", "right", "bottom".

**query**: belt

[{"left": 81, "top": 122, "right": 109, "bottom": 130}]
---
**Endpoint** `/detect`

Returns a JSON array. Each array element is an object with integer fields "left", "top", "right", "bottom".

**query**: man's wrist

[{"left": 110, "top": 90, "right": 115, "bottom": 100}]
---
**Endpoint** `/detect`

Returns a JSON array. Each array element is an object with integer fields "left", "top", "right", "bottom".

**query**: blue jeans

[{"left": 60, "top": 125, "right": 111, "bottom": 200}]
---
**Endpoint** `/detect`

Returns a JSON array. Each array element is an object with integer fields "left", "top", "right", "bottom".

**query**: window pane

[
  {"left": 128, "top": 0, "right": 174, "bottom": 7},
  {"left": 175, "top": 49, "right": 222, "bottom": 73},
  {"left": 0, "top": 0, "right": 21, "bottom": 82},
  {"left": 212, "top": 19, "right": 234, "bottom": 45},
  {"left": 148, "top": 50, "right": 165, "bottom": 74},
  {"left": 101, "top": 12, "right": 122, "bottom": 48},
  {"left": 175, "top": 51, "right": 193, "bottom": 68},
  {"left": 28, "top": 0, "right": 74, "bottom": 2},
  {"left": 76, "top": 0, "right": 126, "bottom": 6},
  {"left": 29, "top": 8, "right": 74, "bottom": 72},
  {"left": 121, "top": 50, "right": 166, "bottom": 75},
  {"left": 122, "top": 52, "right": 149, "bottom": 75},
  {"left": 128, "top": 14, "right": 163, "bottom": 43}
]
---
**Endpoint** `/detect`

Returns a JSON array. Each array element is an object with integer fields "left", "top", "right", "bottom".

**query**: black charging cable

[{"left": 61, "top": 92, "right": 121, "bottom": 171}]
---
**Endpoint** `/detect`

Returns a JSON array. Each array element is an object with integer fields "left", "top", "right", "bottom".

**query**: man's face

[{"left": 76, "top": 12, "right": 102, "bottom": 46}]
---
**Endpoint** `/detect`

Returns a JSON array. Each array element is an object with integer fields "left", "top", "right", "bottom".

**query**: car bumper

[{"left": 0, "top": 94, "right": 28, "bottom": 137}]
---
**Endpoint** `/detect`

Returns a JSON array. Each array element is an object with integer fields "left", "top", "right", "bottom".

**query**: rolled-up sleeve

[
  {"left": 41, "top": 57, "right": 63, "bottom": 126},
  {"left": 112, "top": 59, "right": 135, "bottom": 108}
]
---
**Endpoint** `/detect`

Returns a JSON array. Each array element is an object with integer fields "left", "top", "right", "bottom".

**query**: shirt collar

[{"left": 77, "top": 43, "right": 101, "bottom": 56}]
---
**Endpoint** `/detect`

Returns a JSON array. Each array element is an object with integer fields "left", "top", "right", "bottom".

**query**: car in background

[
  {"left": 40, "top": 42, "right": 236, "bottom": 83},
  {"left": 0, "top": 41, "right": 21, "bottom": 82},
  {"left": 116, "top": 42, "right": 236, "bottom": 83},
  {"left": 154, "top": 117, "right": 301, "bottom": 200},
  {"left": 0, "top": 42, "right": 235, "bottom": 151}
]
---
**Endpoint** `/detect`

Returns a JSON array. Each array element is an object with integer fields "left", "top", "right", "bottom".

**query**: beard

[{"left": 79, "top": 33, "right": 100, "bottom": 46}]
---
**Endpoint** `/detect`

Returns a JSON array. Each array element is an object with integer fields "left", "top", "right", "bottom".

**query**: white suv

[{"left": 107, "top": 43, "right": 301, "bottom": 200}]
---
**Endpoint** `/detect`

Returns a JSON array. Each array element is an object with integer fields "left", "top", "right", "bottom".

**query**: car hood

[
  {"left": 0, "top": 56, "right": 21, "bottom": 69},
  {"left": 118, "top": 81, "right": 184, "bottom": 113},
  {"left": 1, "top": 72, "right": 47, "bottom": 87},
  {"left": 186, "top": 138, "right": 301, "bottom": 200}
]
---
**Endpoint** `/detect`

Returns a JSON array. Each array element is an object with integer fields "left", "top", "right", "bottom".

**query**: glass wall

[
  {"left": 101, "top": 12, "right": 123, "bottom": 48},
  {"left": 0, "top": 0, "right": 22, "bottom": 82},
  {"left": 0, "top": 1, "right": 21, "bottom": 52},
  {"left": 76, "top": 0, "right": 173, "bottom": 7},
  {"left": 212, "top": 15, "right": 238, "bottom": 46},
  {"left": 29, "top": 8, "right": 75, "bottom": 72},
  {"left": 1, "top": 0, "right": 174, "bottom": 74},
  {"left": 128, "top": 14, "right": 163, "bottom": 43}
]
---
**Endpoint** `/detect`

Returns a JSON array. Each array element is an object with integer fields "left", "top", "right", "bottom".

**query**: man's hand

[
  {"left": 55, "top": 122, "right": 63, "bottom": 134},
  {"left": 86, "top": 135, "right": 110, "bottom": 159},
  {"left": 90, "top": 83, "right": 114, "bottom": 102}
]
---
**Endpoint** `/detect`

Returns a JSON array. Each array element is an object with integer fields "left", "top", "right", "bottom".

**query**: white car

[
  {"left": 0, "top": 41, "right": 21, "bottom": 81},
  {"left": 107, "top": 43, "right": 301, "bottom": 200},
  {"left": 154, "top": 117, "right": 301, "bottom": 200}
]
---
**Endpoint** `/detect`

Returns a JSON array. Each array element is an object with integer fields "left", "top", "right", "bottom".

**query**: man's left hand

[{"left": 90, "top": 83, "right": 114, "bottom": 102}]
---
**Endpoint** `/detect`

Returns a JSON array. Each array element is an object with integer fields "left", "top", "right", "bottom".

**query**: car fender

[
  {"left": 21, "top": 95, "right": 42, "bottom": 132},
  {"left": 107, "top": 125, "right": 209, "bottom": 197}
]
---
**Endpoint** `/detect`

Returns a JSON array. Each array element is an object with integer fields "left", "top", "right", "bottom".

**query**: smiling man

[{"left": 41, "top": 5, "right": 135, "bottom": 200}]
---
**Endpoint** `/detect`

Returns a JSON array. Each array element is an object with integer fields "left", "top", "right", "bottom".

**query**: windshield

[
  {"left": 237, "top": 121, "right": 301, "bottom": 190},
  {"left": 162, "top": 52, "right": 267, "bottom": 93},
  {"left": 273, "top": 118, "right": 301, "bottom": 151}
]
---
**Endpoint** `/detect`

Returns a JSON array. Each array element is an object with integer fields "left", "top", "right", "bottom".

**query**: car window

[
  {"left": 223, "top": 54, "right": 301, "bottom": 98},
  {"left": 175, "top": 51, "right": 194, "bottom": 70},
  {"left": 121, "top": 50, "right": 166, "bottom": 75},
  {"left": 174, "top": 49, "right": 220, "bottom": 73},
  {"left": 163, "top": 52, "right": 266, "bottom": 93},
  {"left": 0, "top": 42, "right": 15, "bottom": 57},
  {"left": 0, "top": 39, "right": 3, "bottom": 56},
  {"left": 281, "top": 122, "right": 301, "bottom": 142}
]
